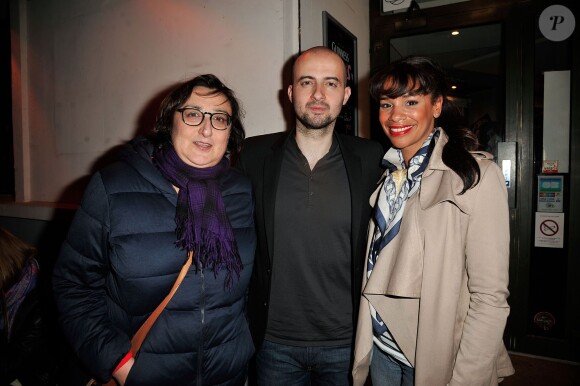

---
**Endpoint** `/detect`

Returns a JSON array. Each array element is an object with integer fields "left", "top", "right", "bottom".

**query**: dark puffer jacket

[{"left": 53, "top": 137, "right": 256, "bottom": 386}]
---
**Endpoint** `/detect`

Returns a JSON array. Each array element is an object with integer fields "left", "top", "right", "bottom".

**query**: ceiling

[
  {"left": 389, "top": 23, "right": 503, "bottom": 97},
  {"left": 390, "top": 24, "right": 501, "bottom": 72}
]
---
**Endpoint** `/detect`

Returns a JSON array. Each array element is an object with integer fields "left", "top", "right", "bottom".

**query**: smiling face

[
  {"left": 288, "top": 47, "right": 351, "bottom": 132},
  {"left": 171, "top": 86, "right": 231, "bottom": 168},
  {"left": 378, "top": 84, "right": 442, "bottom": 164}
]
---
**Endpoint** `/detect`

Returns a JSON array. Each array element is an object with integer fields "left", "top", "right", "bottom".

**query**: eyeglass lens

[{"left": 180, "top": 108, "right": 230, "bottom": 130}]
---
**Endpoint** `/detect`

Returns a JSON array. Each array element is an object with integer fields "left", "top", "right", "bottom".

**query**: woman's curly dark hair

[
  {"left": 151, "top": 74, "right": 245, "bottom": 163},
  {"left": 369, "top": 56, "right": 480, "bottom": 194}
]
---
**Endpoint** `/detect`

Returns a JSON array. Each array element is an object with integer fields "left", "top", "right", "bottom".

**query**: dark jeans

[
  {"left": 370, "top": 344, "right": 415, "bottom": 386},
  {"left": 255, "top": 340, "right": 352, "bottom": 386}
]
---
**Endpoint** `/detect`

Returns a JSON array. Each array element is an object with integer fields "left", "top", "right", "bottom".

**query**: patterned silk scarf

[
  {"left": 153, "top": 144, "right": 242, "bottom": 289},
  {"left": 367, "top": 129, "right": 439, "bottom": 366}
]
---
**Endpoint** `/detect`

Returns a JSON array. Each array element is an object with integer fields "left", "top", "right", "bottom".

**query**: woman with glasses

[{"left": 53, "top": 74, "right": 256, "bottom": 386}]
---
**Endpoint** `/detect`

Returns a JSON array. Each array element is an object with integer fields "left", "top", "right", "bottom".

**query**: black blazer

[{"left": 238, "top": 130, "right": 384, "bottom": 347}]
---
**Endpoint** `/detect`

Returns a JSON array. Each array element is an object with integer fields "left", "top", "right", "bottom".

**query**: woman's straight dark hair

[{"left": 370, "top": 56, "right": 480, "bottom": 194}]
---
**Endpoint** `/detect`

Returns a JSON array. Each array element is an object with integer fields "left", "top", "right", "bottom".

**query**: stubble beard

[{"left": 296, "top": 111, "right": 337, "bottom": 131}]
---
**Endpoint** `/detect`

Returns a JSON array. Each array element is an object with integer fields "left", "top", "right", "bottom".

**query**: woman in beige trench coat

[{"left": 352, "top": 57, "right": 515, "bottom": 386}]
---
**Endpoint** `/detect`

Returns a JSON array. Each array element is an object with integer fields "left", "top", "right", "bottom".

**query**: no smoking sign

[
  {"left": 535, "top": 212, "right": 564, "bottom": 248},
  {"left": 540, "top": 220, "right": 559, "bottom": 236}
]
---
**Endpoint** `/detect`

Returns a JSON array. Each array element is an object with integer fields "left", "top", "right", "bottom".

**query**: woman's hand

[{"left": 113, "top": 357, "right": 135, "bottom": 386}]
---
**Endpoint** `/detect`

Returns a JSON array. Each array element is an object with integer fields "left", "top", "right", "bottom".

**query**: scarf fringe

[{"left": 175, "top": 227, "right": 243, "bottom": 290}]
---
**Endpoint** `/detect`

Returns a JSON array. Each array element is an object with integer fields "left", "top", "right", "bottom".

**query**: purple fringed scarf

[{"left": 153, "top": 144, "right": 242, "bottom": 289}]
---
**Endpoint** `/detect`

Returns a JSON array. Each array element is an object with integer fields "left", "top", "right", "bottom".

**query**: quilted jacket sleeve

[{"left": 53, "top": 172, "right": 130, "bottom": 383}]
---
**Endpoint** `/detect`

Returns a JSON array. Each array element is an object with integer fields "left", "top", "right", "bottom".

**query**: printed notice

[
  {"left": 537, "top": 175, "right": 564, "bottom": 212},
  {"left": 535, "top": 212, "right": 564, "bottom": 248}
]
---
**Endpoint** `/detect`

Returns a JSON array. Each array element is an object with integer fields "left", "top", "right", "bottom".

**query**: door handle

[{"left": 498, "top": 141, "right": 517, "bottom": 209}]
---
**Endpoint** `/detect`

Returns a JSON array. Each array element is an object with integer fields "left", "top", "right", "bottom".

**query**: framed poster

[{"left": 323, "top": 12, "right": 357, "bottom": 136}]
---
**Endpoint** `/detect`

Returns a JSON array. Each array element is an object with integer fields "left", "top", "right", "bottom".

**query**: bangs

[
  {"left": 370, "top": 61, "right": 439, "bottom": 100},
  {"left": 380, "top": 76, "right": 426, "bottom": 99}
]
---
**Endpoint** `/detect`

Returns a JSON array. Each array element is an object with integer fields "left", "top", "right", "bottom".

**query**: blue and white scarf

[{"left": 367, "top": 129, "right": 439, "bottom": 366}]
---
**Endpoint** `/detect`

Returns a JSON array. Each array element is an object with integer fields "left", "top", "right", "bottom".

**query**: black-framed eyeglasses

[{"left": 176, "top": 107, "right": 232, "bottom": 131}]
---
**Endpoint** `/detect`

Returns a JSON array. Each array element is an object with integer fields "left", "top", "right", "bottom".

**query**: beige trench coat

[{"left": 353, "top": 131, "right": 515, "bottom": 386}]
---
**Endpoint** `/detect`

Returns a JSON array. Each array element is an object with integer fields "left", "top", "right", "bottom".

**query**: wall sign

[
  {"left": 542, "top": 160, "right": 559, "bottom": 173},
  {"left": 534, "top": 212, "right": 564, "bottom": 248},
  {"left": 537, "top": 175, "right": 564, "bottom": 212},
  {"left": 323, "top": 12, "right": 357, "bottom": 136},
  {"left": 381, "top": 0, "right": 412, "bottom": 13}
]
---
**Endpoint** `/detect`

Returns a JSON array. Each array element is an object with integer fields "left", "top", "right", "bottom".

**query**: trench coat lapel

[
  {"left": 366, "top": 294, "right": 420, "bottom": 367},
  {"left": 362, "top": 192, "right": 422, "bottom": 366}
]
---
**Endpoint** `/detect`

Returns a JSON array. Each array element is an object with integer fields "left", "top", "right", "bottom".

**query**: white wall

[
  {"left": 9, "top": 0, "right": 369, "bottom": 206},
  {"left": 299, "top": 0, "right": 371, "bottom": 138}
]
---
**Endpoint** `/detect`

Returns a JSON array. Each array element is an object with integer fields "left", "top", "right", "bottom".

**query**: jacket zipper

[{"left": 197, "top": 268, "right": 205, "bottom": 385}]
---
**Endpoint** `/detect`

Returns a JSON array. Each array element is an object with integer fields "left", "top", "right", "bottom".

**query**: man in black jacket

[{"left": 239, "top": 46, "right": 384, "bottom": 386}]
